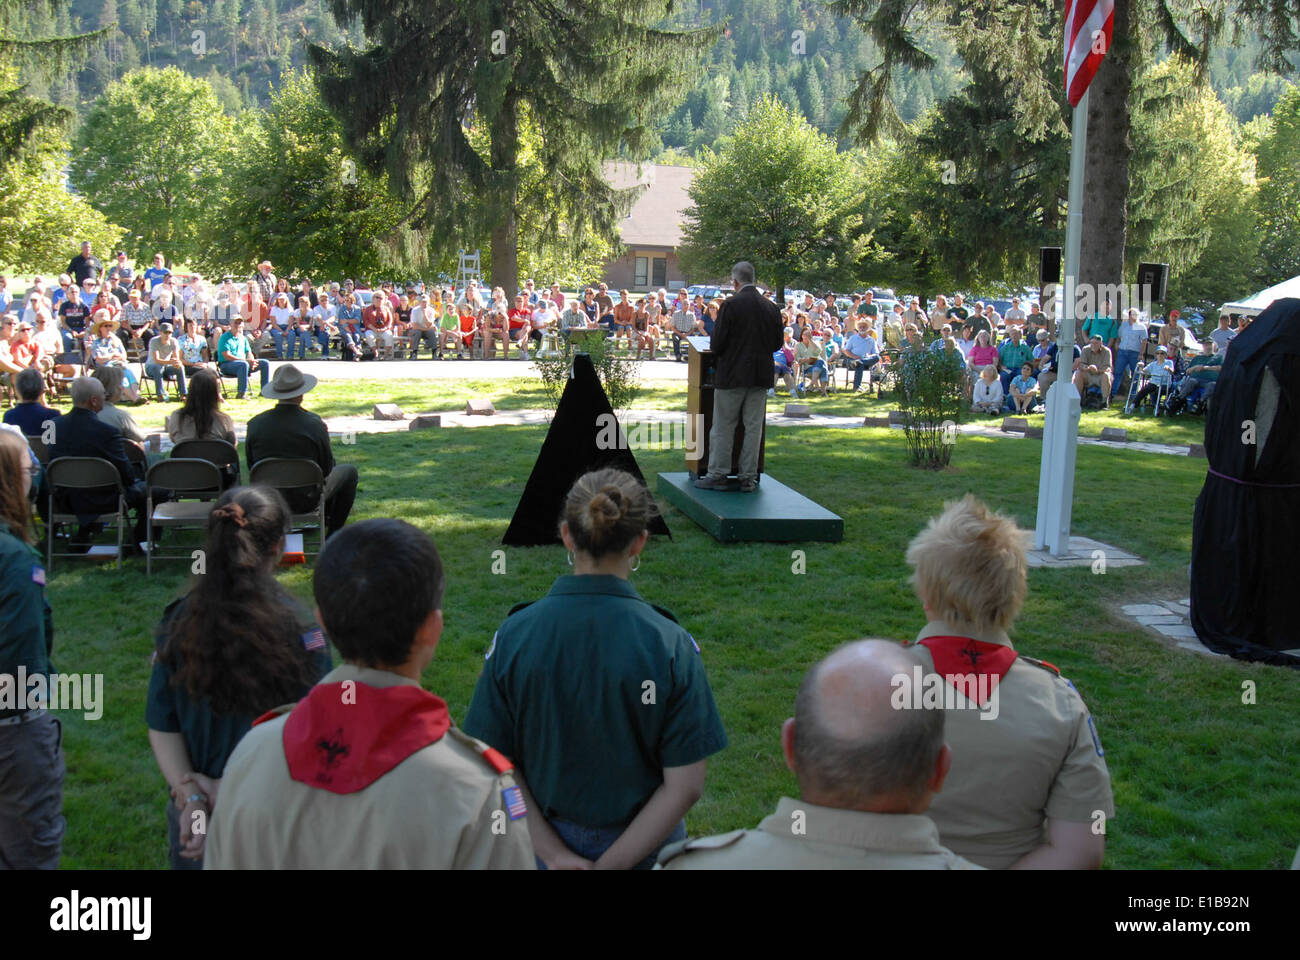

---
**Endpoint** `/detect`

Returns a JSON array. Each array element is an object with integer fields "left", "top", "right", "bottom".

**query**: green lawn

[
  {"left": 43, "top": 407, "right": 1295, "bottom": 870},
  {"left": 71, "top": 371, "right": 1209, "bottom": 449}
]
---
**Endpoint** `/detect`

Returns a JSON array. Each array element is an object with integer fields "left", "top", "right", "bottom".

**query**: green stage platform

[{"left": 657, "top": 472, "right": 844, "bottom": 543}]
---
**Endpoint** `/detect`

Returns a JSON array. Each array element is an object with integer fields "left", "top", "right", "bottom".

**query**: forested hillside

[{"left": 10, "top": 0, "right": 1291, "bottom": 148}]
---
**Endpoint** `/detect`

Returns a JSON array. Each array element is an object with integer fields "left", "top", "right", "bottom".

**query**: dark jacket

[
  {"left": 245, "top": 403, "right": 333, "bottom": 512},
  {"left": 48, "top": 406, "right": 136, "bottom": 516},
  {"left": 711, "top": 285, "right": 784, "bottom": 389}
]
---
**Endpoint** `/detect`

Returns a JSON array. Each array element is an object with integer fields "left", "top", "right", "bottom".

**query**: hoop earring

[
  {"left": 566, "top": 551, "right": 574, "bottom": 567},
  {"left": 629, "top": 555, "right": 640, "bottom": 573}
]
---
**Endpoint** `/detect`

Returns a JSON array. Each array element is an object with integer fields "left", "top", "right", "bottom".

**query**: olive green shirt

[{"left": 463, "top": 574, "right": 728, "bottom": 827}]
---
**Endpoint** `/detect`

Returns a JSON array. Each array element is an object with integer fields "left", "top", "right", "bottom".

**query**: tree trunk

[
  {"left": 488, "top": 96, "right": 520, "bottom": 296},
  {"left": 1077, "top": 0, "right": 1134, "bottom": 341}
]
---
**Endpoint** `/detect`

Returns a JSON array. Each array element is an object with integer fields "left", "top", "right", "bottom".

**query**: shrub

[
  {"left": 533, "top": 330, "right": 644, "bottom": 413},
  {"left": 897, "top": 347, "right": 967, "bottom": 468}
]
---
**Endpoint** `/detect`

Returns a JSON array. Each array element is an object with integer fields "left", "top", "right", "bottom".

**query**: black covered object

[
  {"left": 1190, "top": 298, "right": 1300, "bottom": 666},
  {"left": 502, "top": 354, "right": 671, "bottom": 547}
]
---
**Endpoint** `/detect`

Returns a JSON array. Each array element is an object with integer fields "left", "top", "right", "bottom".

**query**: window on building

[
  {"left": 652, "top": 257, "right": 667, "bottom": 289},
  {"left": 634, "top": 256, "right": 648, "bottom": 288}
]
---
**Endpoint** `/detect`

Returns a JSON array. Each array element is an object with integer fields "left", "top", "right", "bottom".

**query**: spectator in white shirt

[{"left": 971, "top": 365, "right": 1003, "bottom": 415}]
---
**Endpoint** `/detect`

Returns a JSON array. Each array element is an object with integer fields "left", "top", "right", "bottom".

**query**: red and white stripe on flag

[{"left": 1064, "top": 0, "right": 1115, "bottom": 107}]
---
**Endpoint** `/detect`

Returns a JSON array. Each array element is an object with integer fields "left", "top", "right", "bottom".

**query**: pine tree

[
  {"left": 832, "top": 0, "right": 1300, "bottom": 309},
  {"left": 0, "top": 0, "right": 112, "bottom": 164},
  {"left": 308, "top": 1, "right": 720, "bottom": 291}
]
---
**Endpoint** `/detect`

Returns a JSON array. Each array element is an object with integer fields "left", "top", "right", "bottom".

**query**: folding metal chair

[
  {"left": 249, "top": 457, "right": 325, "bottom": 558},
  {"left": 45, "top": 456, "right": 127, "bottom": 570},
  {"left": 170, "top": 439, "right": 241, "bottom": 489},
  {"left": 27, "top": 434, "right": 51, "bottom": 466},
  {"left": 145, "top": 458, "right": 222, "bottom": 575}
]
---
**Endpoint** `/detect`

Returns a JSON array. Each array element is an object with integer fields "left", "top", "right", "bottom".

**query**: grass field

[
  {"left": 40, "top": 378, "right": 1298, "bottom": 870},
  {"left": 74, "top": 369, "right": 1210, "bottom": 449}
]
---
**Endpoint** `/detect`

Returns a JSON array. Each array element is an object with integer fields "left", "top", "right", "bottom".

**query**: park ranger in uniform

[
  {"left": 206, "top": 519, "right": 534, "bottom": 870},
  {"left": 659, "top": 640, "right": 980, "bottom": 870},
  {"left": 903, "top": 495, "right": 1115, "bottom": 869}
]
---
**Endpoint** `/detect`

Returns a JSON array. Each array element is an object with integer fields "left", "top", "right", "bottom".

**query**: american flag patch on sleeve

[
  {"left": 31, "top": 565, "right": 45, "bottom": 586},
  {"left": 302, "top": 628, "right": 327, "bottom": 651},
  {"left": 502, "top": 784, "right": 527, "bottom": 820}
]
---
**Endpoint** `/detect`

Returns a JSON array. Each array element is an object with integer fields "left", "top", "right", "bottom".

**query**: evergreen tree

[
  {"left": 308, "top": 0, "right": 720, "bottom": 291},
  {"left": 832, "top": 0, "right": 1300, "bottom": 307},
  {"left": 0, "top": 0, "right": 110, "bottom": 164}
]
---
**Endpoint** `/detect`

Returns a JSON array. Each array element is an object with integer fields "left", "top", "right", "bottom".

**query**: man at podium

[{"left": 694, "top": 262, "right": 784, "bottom": 493}]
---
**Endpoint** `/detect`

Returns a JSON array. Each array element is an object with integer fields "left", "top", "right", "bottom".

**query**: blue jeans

[
  {"left": 285, "top": 327, "right": 307, "bottom": 359},
  {"left": 270, "top": 326, "right": 290, "bottom": 359},
  {"left": 1113, "top": 348, "right": 1140, "bottom": 397},
  {"left": 145, "top": 361, "right": 186, "bottom": 399},
  {"left": 848, "top": 355, "right": 879, "bottom": 389},
  {"left": 219, "top": 358, "right": 270, "bottom": 396},
  {"left": 314, "top": 328, "right": 331, "bottom": 358},
  {"left": 538, "top": 818, "right": 687, "bottom": 871}
]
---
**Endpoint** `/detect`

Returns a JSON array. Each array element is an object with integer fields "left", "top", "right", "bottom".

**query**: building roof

[{"left": 604, "top": 162, "right": 695, "bottom": 250}]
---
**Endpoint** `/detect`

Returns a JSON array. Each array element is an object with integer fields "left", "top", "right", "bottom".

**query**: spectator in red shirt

[
  {"left": 506, "top": 296, "right": 532, "bottom": 357},
  {"left": 362, "top": 296, "right": 395, "bottom": 358}
]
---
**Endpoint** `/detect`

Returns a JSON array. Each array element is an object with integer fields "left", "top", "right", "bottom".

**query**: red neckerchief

[
  {"left": 917, "top": 636, "right": 1017, "bottom": 707},
  {"left": 281, "top": 681, "right": 451, "bottom": 794}
]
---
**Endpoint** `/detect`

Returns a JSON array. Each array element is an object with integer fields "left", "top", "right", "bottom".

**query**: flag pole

[{"left": 1034, "top": 87, "right": 1088, "bottom": 556}]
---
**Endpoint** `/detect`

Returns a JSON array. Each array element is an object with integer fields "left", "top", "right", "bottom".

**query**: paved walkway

[
  {"left": 290, "top": 405, "right": 1196, "bottom": 459},
  {"left": 278, "top": 356, "right": 690, "bottom": 381}
]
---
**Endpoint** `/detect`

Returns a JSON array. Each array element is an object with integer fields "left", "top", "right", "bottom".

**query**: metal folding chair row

[{"left": 45, "top": 457, "right": 127, "bottom": 571}]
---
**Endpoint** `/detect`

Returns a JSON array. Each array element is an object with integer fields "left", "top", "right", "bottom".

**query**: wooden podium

[{"left": 685, "top": 338, "right": 765, "bottom": 478}]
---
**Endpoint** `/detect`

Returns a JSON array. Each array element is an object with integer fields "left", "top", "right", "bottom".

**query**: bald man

[{"left": 657, "top": 640, "right": 981, "bottom": 869}]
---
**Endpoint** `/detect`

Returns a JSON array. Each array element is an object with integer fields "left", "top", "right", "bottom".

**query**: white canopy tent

[{"left": 1220, "top": 275, "right": 1300, "bottom": 317}]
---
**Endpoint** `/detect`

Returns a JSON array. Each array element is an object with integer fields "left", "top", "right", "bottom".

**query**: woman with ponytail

[
  {"left": 146, "top": 485, "right": 331, "bottom": 868},
  {"left": 464, "top": 468, "right": 728, "bottom": 870}
]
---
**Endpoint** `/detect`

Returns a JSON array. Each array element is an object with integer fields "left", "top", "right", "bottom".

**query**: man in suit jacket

[
  {"left": 695, "top": 262, "right": 783, "bottom": 492},
  {"left": 245, "top": 365, "right": 358, "bottom": 537},
  {"left": 49, "top": 376, "right": 156, "bottom": 548}
]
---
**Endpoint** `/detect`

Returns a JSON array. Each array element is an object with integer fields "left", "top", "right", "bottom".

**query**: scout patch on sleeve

[
  {"left": 1087, "top": 715, "right": 1104, "bottom": 756},
  {"left": 302, "top": 628, "right": 327, "bottom": 651},
  {"left": 31, "top": 564, "right": 45, "bottom": 586},
  {"left": 502, "top": 784, "right": 527, "bottom": 820},
  {"left": 485, "top": 630, "right": 497, "bottom": 661}
]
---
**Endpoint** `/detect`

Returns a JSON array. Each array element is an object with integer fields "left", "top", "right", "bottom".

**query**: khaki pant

[
  {"left": 706, "top": 387, "right": 766, "bottom": 483},
  {"left": 1074, "top": 369, "right": 1112, "bottom": 397}
]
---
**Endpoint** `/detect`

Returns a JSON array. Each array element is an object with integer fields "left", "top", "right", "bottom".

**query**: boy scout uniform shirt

[
  {"left": 904, "top": 621, "right": 1115, "bottom": 869},
  {"left": 206, "top": 664, "right": 535, "bottom": 870},
  {"left": 463, "top": 574, "right": 728, "bottom": 829},
  {"left": 657, "top": 797, "right": 982, "bottom": 870},
  {"left": 0, "top": 521, "right": 53, "bottom": 718}
]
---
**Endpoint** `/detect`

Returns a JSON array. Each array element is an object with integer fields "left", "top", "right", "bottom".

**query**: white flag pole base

[
  {"left": 1034, "top": 379, "right": 1082, "bottom": 556},
  {"left": 1033, "top": 88, "right": 1089, "bottom": 558}
]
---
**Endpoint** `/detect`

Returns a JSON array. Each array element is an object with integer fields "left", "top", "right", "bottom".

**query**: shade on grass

[
  {"left": 81, "top": 374, "right": 1210, "bottom": 448},
  {"left": 47, "top": 421, "right": 1293, "bottom": 869}
]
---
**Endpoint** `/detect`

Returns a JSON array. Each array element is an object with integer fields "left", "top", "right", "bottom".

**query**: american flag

[
  {"left": 301, "top": 628, "right": 327, "bottom": 652},
  {"left": 502, "top": 784, "right": 527, "bottom": 821},
  {"left": 1064, "top": 0, "right": 1115, "bottom": 107}
]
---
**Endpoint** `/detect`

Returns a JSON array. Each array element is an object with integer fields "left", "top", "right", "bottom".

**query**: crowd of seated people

[{"left": 3, "top": 248, "right": 1250, "bottom": 439}]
